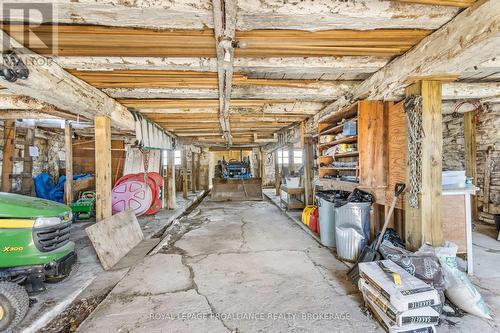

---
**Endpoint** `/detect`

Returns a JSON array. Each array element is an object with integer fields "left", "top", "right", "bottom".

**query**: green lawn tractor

[
  {"left": 0, "top": 193, "right": 77, "bottom": 332},
  {"left": 71, "top": 191, "right": 96, "bottom": 220}
]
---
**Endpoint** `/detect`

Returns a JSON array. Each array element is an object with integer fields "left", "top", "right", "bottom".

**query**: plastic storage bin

[{"left": 335, "top": 202, "right": 371, "bottom": 262}]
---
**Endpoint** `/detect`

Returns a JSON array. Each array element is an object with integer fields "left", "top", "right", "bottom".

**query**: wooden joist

[
  {"left": 4, "top": 24, "right": 432, "bottom": 58},
  {"left": 393, "top": 0, "right": 476, "bottom": 7}
]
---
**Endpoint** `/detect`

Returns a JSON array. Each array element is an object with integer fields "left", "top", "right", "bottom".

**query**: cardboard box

[
  {"left": 365, "top": 295, "right": 437, "bottom": 333},
  {"left": 358, "top": 260, "right": 441, "bottom": 312},
  {"left": 359, "top": 279, "right": 440, "bottom": 326}
]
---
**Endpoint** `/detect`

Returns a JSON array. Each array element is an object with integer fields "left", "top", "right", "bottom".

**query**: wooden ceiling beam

[
  {"left": 392, "top": 1, "right": 476, "bottom": 8},
  {"left": 53, "top": 56, "right": 389, "bottom": 76},
  {"left": 5, "top": 25, "right": 431, "bottom": 58},
  {"left": 103, "top": 81, "right": 357, "bottom": 101},
  {"left": 3, "top": 0, "right": 458, "bottom": 31},
  {"left": 212, "top": 0, "right": 237, "bottom": 145}
]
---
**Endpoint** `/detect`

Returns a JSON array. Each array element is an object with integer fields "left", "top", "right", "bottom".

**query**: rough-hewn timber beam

[
  {"left": 52, "top": 56, "right": 389, "bottom": 75},
  {"left": 0, "top": 31, "right": 134, "bottom": 130},
  {"left": 103, "top": 81, "right": 357, "bottom": 101},
  {"left": 120, "top": 103, "right": 324, "bottom": 116},
  {"left": 0, "top": 95, "right": 82, "bottom": 120},
  {"left": 4, "top": 0, "right": 458, "bottom": 31},
  {"left": 316, "top": 0, "right": 500, "bottom": 121},
  {"left": 392, "top": 0, "right": 475, "bottom": 8},
  {"left": 212, "top": 0, "right": 237, "bottom": 145}
]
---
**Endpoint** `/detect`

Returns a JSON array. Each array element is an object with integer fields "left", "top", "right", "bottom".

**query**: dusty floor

[
  {"left": 19, "top": 191, "right": 205, "bottom": 333},
  {"left": 74, "top": 195, "right": 500, "bottom": 333},
  {"left": 77, "top": 199, "right": 380, "bottom": 333}
]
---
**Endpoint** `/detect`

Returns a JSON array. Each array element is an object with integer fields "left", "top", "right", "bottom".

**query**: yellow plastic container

[{"left": 302, "top": 205, "right": 317, "bottom": 226}]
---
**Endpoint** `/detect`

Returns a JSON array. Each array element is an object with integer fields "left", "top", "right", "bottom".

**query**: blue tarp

[{"left": 34, "top": 173, "right": 93, "bottom": 203}]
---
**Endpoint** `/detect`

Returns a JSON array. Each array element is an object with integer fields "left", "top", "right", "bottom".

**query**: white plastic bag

[{"left": 436, "top": 242, "right": 491, "bottom": 319}]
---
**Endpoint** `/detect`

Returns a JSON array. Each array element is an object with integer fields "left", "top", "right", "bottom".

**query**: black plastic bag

[{"left": 335, "top": 188, "right": 374, "bottom": 207}]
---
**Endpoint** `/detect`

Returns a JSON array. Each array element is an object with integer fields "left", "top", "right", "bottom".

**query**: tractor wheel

[{"left": 0, "top": 282, "right": 29, "bottom": 333}]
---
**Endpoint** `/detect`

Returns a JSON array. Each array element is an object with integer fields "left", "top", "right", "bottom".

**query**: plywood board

[
  {"left": 85, "top": 210, "right": 144, "bottom": 270},
  {"left": 386, "top": 101, "right": 407, "bottom": 209},
  {"left": 358, "top": 101, "right": 387, "bottom": 188},
  {"left": 442, "top": 195, "right": 467, "bottom": 253}
]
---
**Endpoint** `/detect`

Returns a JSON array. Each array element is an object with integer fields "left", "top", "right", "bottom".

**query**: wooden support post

[
  {"left": 191, "top": 151, "right": 196, "bottom": 193},
  {"left": 166, "top": 149, "right": 176, "bottom": 209},
  {"left": 94, "top": 116, "right": 112, "bottom": 221},
  {"left": 405, "top": 80, "right": 443, "bottom": 250},
  {"left": 483, "top": 146, "right": 493, "bottom": 214},
  {"left": 1, "top": 120, "right": 15, "bottom": 192},
  {"left": 288, "top": 143, "right": 295, "bottom": 176},
  {"left": 21, "top": 128, "right": 35, "bottom": 195},
  {"left": 196, "top": 152, "right": 201, "bottom": 191},
  {"left": 303, "top": 137, "right": 314, "bottom": 205},
  {"left": 259, "top": 148, "right": 265, "bottom": 181},
  {"left": 274, "top": 150, "right": 280, "bottom": 196},
  {"left": 64, "top": 123, "right": 74, "bottom": 204},
  {"left": 182, "top": 149, "right": 188, "bottom": 199},
  {"left": 464, "top": 111, "right": 477, "bottom": 221}
]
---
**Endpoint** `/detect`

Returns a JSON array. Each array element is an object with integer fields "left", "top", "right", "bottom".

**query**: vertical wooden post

[
  {"left": 405, "top": 80, "right": 443, "bottom": 249},
  {"left": 21, "top": 128, "right": 35, "bottom": 195},
  {"left": 196, "top": 152, "right": 201, "bottom": 191},
  {"left": 94, "top": 116, "right": 112, "bottom": 221},
  {"left": 64, "top": 123, "right": 73, "bottom": 204},
  {"left": 303, "top": 137, "right": 314, "bottom": 205},
  {"left": 182, "top": 149, "right": 188, "bottom": 199},
  {"left": 191, "top": 151, "right": 196, "bottom": 193},
  {"left": 288, "top": 143, "right": 295, "bottom": 176},
  {"left": 1, "top": 120, "right": 15, "bottom": 192},
  {"left": 166, "top": 149, "right": 176, "bottom": 209},
  {"left": 259, "top": 148, "right": 265, "bottom": 182},
  {"left": 483, "top": 147, "right": 493, "bottom": 213},
  {"left": 464, "top": 111, "right": 477, "bottom": 221},
  {"left": 274, "top": 150, "right": 280, "bottom": 196}
]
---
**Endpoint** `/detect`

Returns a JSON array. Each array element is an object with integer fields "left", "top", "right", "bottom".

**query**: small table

[
  {"left": 442, "top": 184, "right": 479, "bottom": 275},
  {"left": 280, "top": 185, "right": 305, "bottom": 210}
]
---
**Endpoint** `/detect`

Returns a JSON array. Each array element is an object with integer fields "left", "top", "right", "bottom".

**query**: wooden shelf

[
  {"left": 320, "top": 167, "right": 358, "bottom": 171},
  {"left": 318, "top": 135, "right": 358, "bottom": 149},
  {"left": 319, "top": 123, "right": 344, "bottom": 136},
  {"left": 319, "top": 151, "right": 359, "bottom": 159}
]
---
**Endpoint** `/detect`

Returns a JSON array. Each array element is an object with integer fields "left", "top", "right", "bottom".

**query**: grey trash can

[
  {"left": 316, "top": 191, "right": 350, "bottom": 248},
  {"left": 335, "top": 202, "right": 371, "bottom": 262}
]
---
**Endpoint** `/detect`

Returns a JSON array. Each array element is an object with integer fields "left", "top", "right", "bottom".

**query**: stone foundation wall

[
  {"left": 442, "top": 103, "right": 500, "bottom": 224},
  {"left": 0, "top": 123, "right": 64, "bottom": 193}
]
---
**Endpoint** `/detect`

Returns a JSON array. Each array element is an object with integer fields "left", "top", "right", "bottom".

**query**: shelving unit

[
  {"left": 317, "top": 103, "right": 360, "bottom": 182},
  {"left": 316, "top": 100, "right": 386, "bottom": 187}
]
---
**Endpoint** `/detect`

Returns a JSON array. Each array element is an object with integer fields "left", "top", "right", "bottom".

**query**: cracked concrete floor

[{"left": 77, "top": 200, "right": 380, "bottom": 333}]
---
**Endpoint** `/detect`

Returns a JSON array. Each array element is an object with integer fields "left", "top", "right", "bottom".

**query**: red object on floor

[
  {"left": 113, "top": 172, "right": 164, "bottom": 216},
  {"left": 309, "top": 208, "right": 319, "bottom": 234}
]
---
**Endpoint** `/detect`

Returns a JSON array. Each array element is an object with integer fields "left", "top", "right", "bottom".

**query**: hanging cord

[
  {"left": 404, "top": 95, "right": 423, "bottom": 208},
  {"left": 451, "top": 100, "right": 483, "bottom": 121}
]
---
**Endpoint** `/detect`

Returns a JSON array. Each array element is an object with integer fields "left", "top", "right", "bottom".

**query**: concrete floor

[
  {"left": 19, "top": 191, "right": 205, "bottom": 333},
  {"left": 77, "top": 199, "right": 380, "bottom": 333}
]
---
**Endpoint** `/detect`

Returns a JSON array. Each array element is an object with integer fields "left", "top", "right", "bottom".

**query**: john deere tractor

[{"left": 0, "top": 193, "right": 77, "bottom": 332}]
